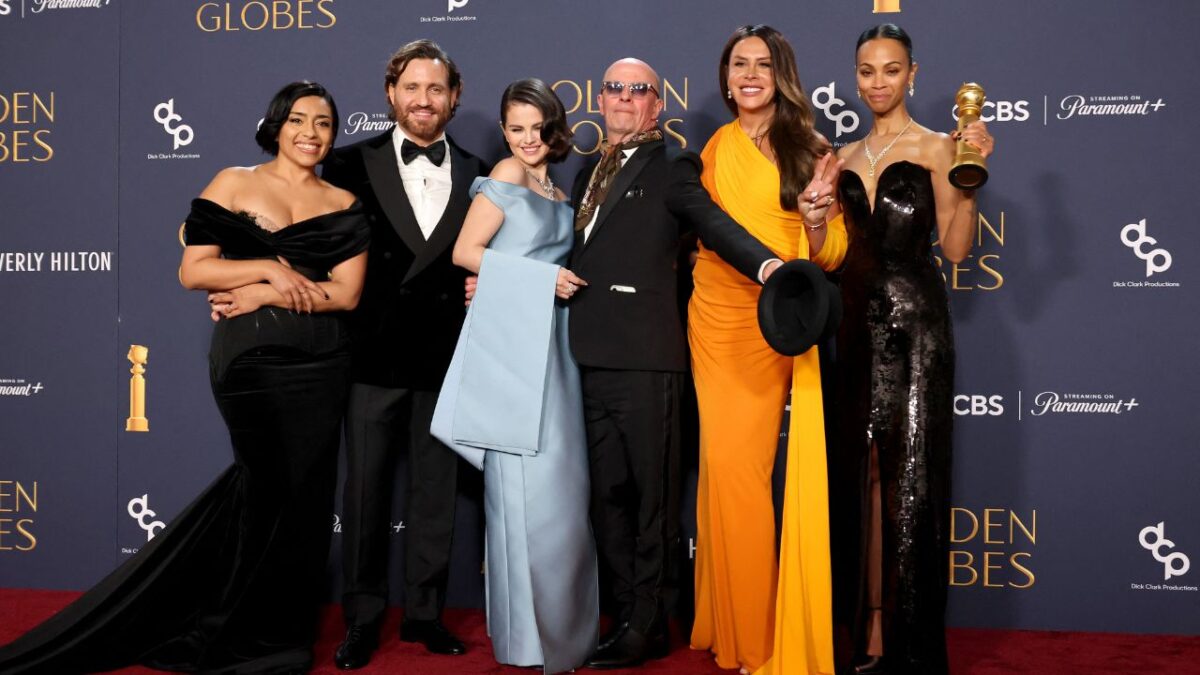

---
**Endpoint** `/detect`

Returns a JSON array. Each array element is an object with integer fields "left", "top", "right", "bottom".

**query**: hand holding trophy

[{"left": 949, "top": 82, "right": 993, "bottom": 189}]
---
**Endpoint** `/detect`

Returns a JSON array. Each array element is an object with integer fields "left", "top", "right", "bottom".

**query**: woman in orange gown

[{"left": 689, "top": 24, "right": 846, "bottom": 675}]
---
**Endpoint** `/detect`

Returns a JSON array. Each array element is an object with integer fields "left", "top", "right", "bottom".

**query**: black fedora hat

[{"left": 757, "top": 259, "right": 842, "bottom": 356}]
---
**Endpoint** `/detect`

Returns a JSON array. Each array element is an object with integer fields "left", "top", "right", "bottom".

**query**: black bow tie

[{"left": 400, "top": 138, "right": 446, "bottom": 167}]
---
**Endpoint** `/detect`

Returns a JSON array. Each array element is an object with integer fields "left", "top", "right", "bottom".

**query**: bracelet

[{"left": 804, "top": 220, "right": 826, "bottom": 231}]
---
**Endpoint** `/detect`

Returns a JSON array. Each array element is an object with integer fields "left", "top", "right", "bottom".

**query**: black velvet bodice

[{"left": 183, "top": 198, "right": 370, "bottom": 379}]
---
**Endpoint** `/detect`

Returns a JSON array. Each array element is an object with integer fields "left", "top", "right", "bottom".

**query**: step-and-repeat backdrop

[{"left": 2, "top": 0, "right": 1196, "bottom": 635}]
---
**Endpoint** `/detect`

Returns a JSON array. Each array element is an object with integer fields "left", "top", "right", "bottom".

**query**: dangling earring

[
  {"left": 857, "top": 89, "right": 864, "bottom": 100},
  {"left": 908, "top": 81, "right": 915, "bottom": 97},
  {"left": 726, "top": 90, "right": 732, "bottom": 99}
]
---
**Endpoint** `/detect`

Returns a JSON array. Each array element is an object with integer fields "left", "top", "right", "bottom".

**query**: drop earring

[
  {"left": 908, "top": 81, "right": 915, "bottom": 97},
  {"left": 857, "top": 89, "right": 864, "bottom": 100},
  {"left": 727, "top": 90, "right": 732, "bottom": 99}
]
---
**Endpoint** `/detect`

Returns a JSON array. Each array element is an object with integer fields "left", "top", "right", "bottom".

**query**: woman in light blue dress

[{"left": 431, "top": 78, "right": 598, "bottom": 674}]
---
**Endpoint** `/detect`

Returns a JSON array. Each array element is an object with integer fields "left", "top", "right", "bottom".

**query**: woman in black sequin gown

[
  {"left": 829, "top": 25, "right": 995, "bottom": 675},
  {"left": 0, "top": 82, "right": 368, "bottom": 674}
]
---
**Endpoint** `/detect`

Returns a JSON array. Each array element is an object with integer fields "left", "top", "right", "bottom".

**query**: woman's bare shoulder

[
  {"left": 198, "top": 165, "right": 258, "bottom": 206},
  {"left": 487, "top": 157, "right": 527, "bottom": 186}
]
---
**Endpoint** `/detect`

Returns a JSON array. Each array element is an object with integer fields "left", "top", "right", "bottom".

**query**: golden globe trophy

[
  {"left": 126, "top": 345, "right": 149, "bottom": 432},
  {"left": 949, "top": 82, "right": 989, "bottom": 190}
]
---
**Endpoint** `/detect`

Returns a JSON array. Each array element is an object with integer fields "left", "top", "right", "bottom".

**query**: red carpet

[{"left": 1, "top": 589, "right": 1197, "bottom": 673}]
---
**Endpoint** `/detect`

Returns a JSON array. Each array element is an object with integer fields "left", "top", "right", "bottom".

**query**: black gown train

[
  {"left": 831, "top": 161, "right": 954, "bottom": 675},
  {"left": 0, "top": 199, "right": 369, "bottom": 674}
]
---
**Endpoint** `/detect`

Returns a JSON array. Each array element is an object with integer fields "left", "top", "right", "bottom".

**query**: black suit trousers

[
  {"left": 581, "top": 367, "right": 683, "bottom": 635},
  {"left": 340, "top": 383, "right": 459, "bottom": 626}
]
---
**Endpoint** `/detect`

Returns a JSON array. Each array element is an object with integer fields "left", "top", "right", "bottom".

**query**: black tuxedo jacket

[
  {"left": 568, "top": 140, "right": 775, "bottom": 372},
  {"left": 322, "top": 129, "right": 489, "bottom": 390}
]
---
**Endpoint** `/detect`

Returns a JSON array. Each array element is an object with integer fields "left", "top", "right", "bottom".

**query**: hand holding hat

[{"left": 757, "top": 259, "right": 841, "bottom": 356}]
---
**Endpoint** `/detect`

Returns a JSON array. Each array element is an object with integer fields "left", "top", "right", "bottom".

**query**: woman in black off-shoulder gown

[
  {"left": 0, "top": 82, "right": 368, "bottom": 675},
  {"left": 830, "top": 25, "right": 995, "bottom": 675}
]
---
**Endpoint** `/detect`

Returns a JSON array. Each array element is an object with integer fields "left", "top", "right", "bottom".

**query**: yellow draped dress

[{"left": 688, "top": 121, "right": 844, "bottom": 674}]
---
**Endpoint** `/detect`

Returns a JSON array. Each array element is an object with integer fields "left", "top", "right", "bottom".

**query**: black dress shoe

[
  {"left": 400, "top": 618, "right": 467, "bottom": 655},
  {"left": 333, "top": 624, "right": 379, "bottom": 670},
  {"left": 596, "top": 620, "right": 629, "bottom": 652},
  {"left": 584, "top": 625, "right": 668, "bottom": 669},
  {"left": 854, "top": 655, "right": 888, "bottom": 675}
]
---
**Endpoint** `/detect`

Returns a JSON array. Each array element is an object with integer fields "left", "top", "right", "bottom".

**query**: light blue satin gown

[{"left": 432, "top": 177, "right": 599, "bottom": 673}]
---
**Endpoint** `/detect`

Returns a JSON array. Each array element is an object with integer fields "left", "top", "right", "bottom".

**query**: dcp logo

[
  {"left": 952, "top": 100, "right": 1030, "bottom": 123},
  {"left": 954, "top": 394, "right": 1004, "bottom": 416},
  {"left": 448, "top": 0, "right": 468, "bottom": 11},
  {"left": 127, "top": 494, "right": 166, "bottom": 541},
  {"left": 153, "top": 99, "right": 194, "bottom": 150},
  {"left": 1139, "top": 522, "right": 1190, "bottom": 581},
  {"left": 812, "top": 82, "right": 859, "bottom": 138},
  {"left": 1121, "top": 218, "right": 1171, "bottom": 277}
]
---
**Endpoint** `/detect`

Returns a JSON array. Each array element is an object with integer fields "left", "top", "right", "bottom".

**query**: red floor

[{"left": 2, "top": 589, "right": 1197, "bottom": 674}]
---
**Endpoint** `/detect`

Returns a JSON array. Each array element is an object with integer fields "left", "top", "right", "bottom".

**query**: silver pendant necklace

[
  {"left": 863, "top": 117, "right": 914, "bottom": 177},
  {"left": 526, "top": 168, "right": 555, "bottom": 198}
]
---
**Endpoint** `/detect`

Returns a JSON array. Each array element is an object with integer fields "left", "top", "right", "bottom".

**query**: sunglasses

[{"left": 601, "top": 80, "right": 660, "bottom": 99}]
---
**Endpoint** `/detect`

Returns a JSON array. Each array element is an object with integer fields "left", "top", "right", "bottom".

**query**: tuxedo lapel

[
  {"left": 581, "top": 141, "right": 660, "bottom": 252},
  {"left": 572, "top": 156, "right": 599, "bottom": 208},
  {"left": 403, "top": 138, "right": 474, "bottom": 283},
  {"left": 363, "top": 135, "right": 426, "bottom": 255}
]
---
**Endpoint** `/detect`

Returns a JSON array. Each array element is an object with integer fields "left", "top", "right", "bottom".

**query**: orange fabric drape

[{"left": 688, "top": 121, "right": 844, "bottom": 674}]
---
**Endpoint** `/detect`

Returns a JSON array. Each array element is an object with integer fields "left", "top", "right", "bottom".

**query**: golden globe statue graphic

[{"left": 126, "top": 345, "right": 149, "bottom": 432}]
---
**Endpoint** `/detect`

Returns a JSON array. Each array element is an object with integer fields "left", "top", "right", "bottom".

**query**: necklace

[
  {"left": 743, "top": 124, "right": 770, "bottom": 148},
  {"left": 526, "top": 168, "right": 555, "bottom": 198},
  {"left": 863, "top": 117, "right": 914, "bottom": 178}
]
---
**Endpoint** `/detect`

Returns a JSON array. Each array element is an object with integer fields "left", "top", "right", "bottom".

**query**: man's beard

[{"left": 397, "top": 106, "right": 447, "bottom": 143}]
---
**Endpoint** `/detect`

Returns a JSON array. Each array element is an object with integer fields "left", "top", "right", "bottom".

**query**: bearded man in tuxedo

[{"left": 321, "top": 39, "right": 489, "bottom": 670}]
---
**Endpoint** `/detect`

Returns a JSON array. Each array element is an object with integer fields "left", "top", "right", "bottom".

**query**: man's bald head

[
  {"left": 602, "top": 58, "right": 660, "bottom": 86},
  {"left": 597, "top": 57, "right": 665, "bottom": 144}
]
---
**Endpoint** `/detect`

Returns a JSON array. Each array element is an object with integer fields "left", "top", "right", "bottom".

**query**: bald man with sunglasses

[{"left": 567, "top": 58, "right": 785, "bottom": 669}]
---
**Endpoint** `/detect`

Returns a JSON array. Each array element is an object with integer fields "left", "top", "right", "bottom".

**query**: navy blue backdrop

[{"left": 1, "top": 0, "right": 1196, "bottom": 636}]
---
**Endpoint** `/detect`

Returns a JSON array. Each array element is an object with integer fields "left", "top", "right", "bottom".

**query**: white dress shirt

[{"left": 392, "top": 126, "right": 452, "bottom": 240}]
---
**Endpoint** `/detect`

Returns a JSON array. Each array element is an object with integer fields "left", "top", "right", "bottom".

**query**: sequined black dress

[
  {"left": 0, "top": 199, "right": 369, "bottom": 674},
  {"left": 831, "top": 161, "right": 953, "bottom": 675}
]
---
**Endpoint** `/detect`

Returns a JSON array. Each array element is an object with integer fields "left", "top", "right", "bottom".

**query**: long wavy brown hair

[{"left": 719, "top": 25, "right": 822, "bottom": 212}]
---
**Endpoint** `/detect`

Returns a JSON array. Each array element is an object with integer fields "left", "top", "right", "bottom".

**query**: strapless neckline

[
  {"left": 193, "top": 197, "right": 363, "bottom": 233},
  {"left": 477, "top": 177, "right": 571, "bottom": 206},
  {"left": 842, "top": 160, "right": 931, "bottom": 215}
]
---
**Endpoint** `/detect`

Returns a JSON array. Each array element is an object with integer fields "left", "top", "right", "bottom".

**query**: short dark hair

[
  {"left": 255, "top": 81, "right": 339, "bottom": 155},
  {"left": 500, "top": 78, "right": 572, "bottom": 163},
  {"left": 857, "top": 23, "right": 914, "bottom": 64},
  {"left": 384, "top": 39, "right": 462, "bottom": 118}
]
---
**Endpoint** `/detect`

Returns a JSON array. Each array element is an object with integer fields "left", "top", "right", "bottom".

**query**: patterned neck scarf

[{"left": 574, "top": 128, "right": 663, "bottom": 231}]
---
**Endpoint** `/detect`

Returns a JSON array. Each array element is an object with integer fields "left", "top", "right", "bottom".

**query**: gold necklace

[
  {"left": 863, "top": 117, "right": 914, "bottom": 177},
  {"left": 740, "top": 121, "right": 770, "bottom": 146}
]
